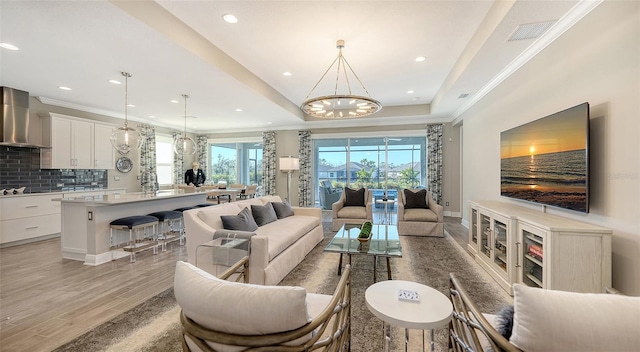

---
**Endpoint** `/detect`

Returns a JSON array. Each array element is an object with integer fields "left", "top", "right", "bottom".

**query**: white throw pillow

[
  {"left": 174, "top": 261, "right": 311, "bottom": 335},
  {"left": 510, "top": 284, "right": 640, "bottom": 352}
]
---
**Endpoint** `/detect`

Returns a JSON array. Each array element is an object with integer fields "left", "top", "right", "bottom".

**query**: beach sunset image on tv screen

[{"left": 500, "top": 103, "right": 589, "bottom": 212}]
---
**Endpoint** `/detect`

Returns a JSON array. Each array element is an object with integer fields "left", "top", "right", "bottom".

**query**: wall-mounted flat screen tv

[{"left": 500, "top": 102, "right": 589, "bottom": 213}]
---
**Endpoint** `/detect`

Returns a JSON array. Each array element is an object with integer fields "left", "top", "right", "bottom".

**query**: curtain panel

[
  {"left": 197, "top": 136, "right": 208, "bottom": 179},
  {"left": 297, "top": 130, "right": 312, "bottom": 207},
  {"left": 138, "top": 124, "right": 157, "bottom": 193},
  {"left": 426, "top": 124, "right": 443, "bottom": 205},
  {"left": 261, "top": 131, "right": 277, "bottom": 196},
  {"left": 172, "top": 132, "right": 184, "bottom": 184}
]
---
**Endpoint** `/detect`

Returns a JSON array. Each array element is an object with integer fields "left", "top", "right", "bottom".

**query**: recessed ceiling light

[
  {"left": 406, "top": 90, "right": 414, "bottom": 94},
  {"left": 0, "top": 43, "right": 19, "bottom": 50},
  {"left": 109, "top": 80, "right": 121, "bottom": 84},
  {"left": 58, "top": 86, "right": 72, "bottom": 91},
  {"left": 283, "top": 72, "right": 292, "bottom": 76},
  {"left": 267, "top": 121, "right": 272, "bottom": 125},
  {"left": 235, "top": 108, "right": 243, "bottom": 112},
  {"left": 149, "top": 115, "right": 156, "bottom": 118},
  {"left": 415, "top": 56, "right": 426, "bottom": 62},
  {"left": 170, "top": 100, "right": 179, "bottom": 103},
  {"left": 127, "top": 104, "right": 135, "bottom": 107},
  {"left": 222, "top": 14, "right": 238, "bottom": 24}
]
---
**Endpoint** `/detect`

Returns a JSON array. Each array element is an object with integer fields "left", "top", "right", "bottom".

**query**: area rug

[{"left": 54, "top": 225, "right": 512, "bottom": 352}]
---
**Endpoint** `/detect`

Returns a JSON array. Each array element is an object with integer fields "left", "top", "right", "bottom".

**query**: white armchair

[{"left": 175, "top": 259, "right": 352, "bottom": 352}]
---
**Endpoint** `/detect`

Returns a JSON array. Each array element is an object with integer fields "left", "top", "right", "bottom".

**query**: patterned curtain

[
  {"left": 261, "top": 131, "right": 277, "bottom": 196},
  {"left": 138, "top": 124, "right": 157, "bottom": 193},
  {"left": 297, "top": 130, "right": 312, "bottom": 207},
  {"left": 197, "top": 136, "right": 208, "bottom": 182},
  {"left": 172, "top": 132, "right": 184, "bottom": 184},
  {"left": 427, "top": 124, "right": 443, "bottom": 205}
]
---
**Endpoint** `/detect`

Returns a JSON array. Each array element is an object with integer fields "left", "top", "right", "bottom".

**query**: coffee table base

[{"left": 381, "top": 320, "right": 435, "bottom": 352}]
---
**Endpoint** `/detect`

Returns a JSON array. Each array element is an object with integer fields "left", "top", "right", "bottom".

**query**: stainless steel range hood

[{"left": 1, "top": 86, "right": 45, "bottom": 148}]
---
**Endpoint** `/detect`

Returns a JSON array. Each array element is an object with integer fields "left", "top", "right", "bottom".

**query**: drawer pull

[
  {"left": 25, "top": 226, "right": 39, "bottom": 229},
  {"left": 25, "top": 205, "right": 39, "bottom": 208}
]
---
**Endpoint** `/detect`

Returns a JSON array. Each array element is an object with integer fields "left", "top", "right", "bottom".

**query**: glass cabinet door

[
  {"left": 522, "top": 230, "right": 544, "bottom": 288},
  {"left": 471, "top": 208, "right": 478, "bottom": 248},
  {"left": 493, "top": 219, "right": 508, "bottom": 273},
  {"left": 480, "top": 214, "right": 491, "bottom": 258}
]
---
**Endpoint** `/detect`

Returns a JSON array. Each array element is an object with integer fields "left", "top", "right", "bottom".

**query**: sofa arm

[
  {"left": 397, "top": 201, "right": 405, "bottom": 221},
  {"left": 428, "top": 194, "right": 444, "bottom": 223},
  {"left": 332, "top": 197, "right": 346, "bottom": 218},
  {"left": 214, "top": 230, "right": 269, "bottom": 285},
  {"left": 292, "top": 206, "right": 321, "bottom": 218}
]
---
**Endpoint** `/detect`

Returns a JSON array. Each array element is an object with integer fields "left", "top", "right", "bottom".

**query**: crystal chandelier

[
  {"left": 110, "top": 72, "right": 143, "bottom": 153},
  {"left": 301, "top": 40, "right": 381, "bottom": 119},
  {"left": 173, "top": 94, "right": 197, "bottom": 156}
]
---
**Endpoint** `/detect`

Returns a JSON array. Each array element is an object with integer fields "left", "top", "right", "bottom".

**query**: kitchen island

[{"left": 59, "top": 190, "right": 207, "bottom": 265}]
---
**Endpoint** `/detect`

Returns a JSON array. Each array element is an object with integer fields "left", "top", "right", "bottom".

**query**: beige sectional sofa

[{"left": 183, "top": 195, "right": 324, "bottom": 285}]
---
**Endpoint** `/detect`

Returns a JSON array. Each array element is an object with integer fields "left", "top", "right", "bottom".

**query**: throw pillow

[
  {"left": 404, "top": 189, "right": 428, "bottom": 209},
  {"left": 494, "top": 305, "right": 514, "bottom": 339},
  {"left": 251, "top": 203, "right": 278, "bottom": 226},
  {"left": 344, "top": 187, "right": 365, "bottom": 207},
  {"left": 270, "top": 201, "right": 294, "bottom": 219},
  {"left": 220, "top": 207, "right": 258, "bottom": 232}
]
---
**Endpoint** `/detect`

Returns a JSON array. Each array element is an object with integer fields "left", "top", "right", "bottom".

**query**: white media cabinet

[{"left": 468, "top": 200, "right": 612, "bottom": 295}]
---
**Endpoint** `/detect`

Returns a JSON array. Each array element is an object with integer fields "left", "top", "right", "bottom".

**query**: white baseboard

[
  {"left": 84, "top": 251, "right": 129, "bottom": 266},
  {"left": 461, "top": 219, "right": 469, "bottom": 229},
  {"left": 444, "top": 211, "right": 461, "bottom": 218}
]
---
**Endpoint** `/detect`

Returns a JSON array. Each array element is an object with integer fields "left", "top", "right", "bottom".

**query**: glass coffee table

[{"left": 324, "top": 223, "right": 402, "bottom": 282}]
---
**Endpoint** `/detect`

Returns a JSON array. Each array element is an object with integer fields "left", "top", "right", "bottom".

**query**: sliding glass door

[
  {"left": 209, "top": 142, "right": 263, "bottom": 187},
  {"left": 314, "top": 136, "right": 426, "bottom": 208}
]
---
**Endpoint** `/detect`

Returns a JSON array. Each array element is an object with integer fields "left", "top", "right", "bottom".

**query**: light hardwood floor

[
  {"left": 0, "top": 239, "right": 187, "bottom": 352},
  {"left": 0, "top": 216, "right": 467, "bottom": 352}
]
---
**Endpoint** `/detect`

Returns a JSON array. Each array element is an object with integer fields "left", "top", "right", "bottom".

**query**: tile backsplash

[{"left": 0, "top": 146, "right": 107, "bottom": 193}]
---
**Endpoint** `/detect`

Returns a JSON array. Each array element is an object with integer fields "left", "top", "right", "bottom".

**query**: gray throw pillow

[
  {"left": 404, "top": 189, "right": 428, "bottom": 209},
  {"left": 251, "top": 203, "right": 278, "bottom": 226},
  {"left": 220, "top": 207, "right": 258, "bottom": 232},
  {"left": 495, "top": 305, "right": 514, "bottom": 339},
  {"left": 344, "top": 187, "right": 365, "bottom": 206},
  {"left": 270, "top": 201, "right": 294, "bottom": 219}
]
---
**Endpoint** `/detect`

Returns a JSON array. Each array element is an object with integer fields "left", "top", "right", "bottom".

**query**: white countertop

[
  {"left": 58, "top": 190, "right": 205, "bottom": 205},
  {"left": 0, "top": 188, "right": 127, "bottom": 199}
]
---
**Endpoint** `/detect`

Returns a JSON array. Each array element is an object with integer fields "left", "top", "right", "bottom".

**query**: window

[
  {"left": 156, "top": 135, "right": 174, "bottom": 185},
  {"left": 209, "top": 141, "right": 263, "bottom": 187}
]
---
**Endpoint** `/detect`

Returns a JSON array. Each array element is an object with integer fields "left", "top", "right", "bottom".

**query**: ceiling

[{"left": 0, "top": 1, "right": 593, "bottom": 134}]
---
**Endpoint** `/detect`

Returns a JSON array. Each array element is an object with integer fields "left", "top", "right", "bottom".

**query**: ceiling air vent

[
  {"left": 458, "top": 93, "right": 469, "bottom": 99},
  {"left": 508, "top": 20, "right": 556, "bottom": 41}
]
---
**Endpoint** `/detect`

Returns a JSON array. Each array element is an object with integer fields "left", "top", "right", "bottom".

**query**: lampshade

[
  {"left": 279, "top": 156, "right": 300, "bottom": 171},
  {"left": 111, "top": 72, "right": 143, "bottom": 153},
  {"left": 301, "top": 40, "right": 381, "bottom": 119},
  {"left": 173, "top": 94, "right": 197, "bottom": 156}
]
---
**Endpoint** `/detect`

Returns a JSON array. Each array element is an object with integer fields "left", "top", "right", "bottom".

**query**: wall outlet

[
  {"left": 445, "top": 201, "right": 450, "bottom": 206},
  {"left": 114, "top": 176, "right": 120, "bottom": 181}
]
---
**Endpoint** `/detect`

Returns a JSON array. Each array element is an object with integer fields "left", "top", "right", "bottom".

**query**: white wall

[{"left": 460, "top": 1, "right": 640, "bottom": 294}]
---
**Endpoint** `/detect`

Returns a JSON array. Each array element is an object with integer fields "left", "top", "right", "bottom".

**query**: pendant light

[
  {"left": 110, "top": 72, "right": 143, "bottom": 153},
  {"left": 173, "top": 94, "right": 197, "bottom": 156},
  {"left": 301, "top": 40, "right": 381, "bottom": 119}
]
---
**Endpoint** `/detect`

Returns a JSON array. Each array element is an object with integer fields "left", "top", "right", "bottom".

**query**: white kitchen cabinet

[
  {"left": 41, "top": 113, "right": 115, "bottom": 170},
  {"left": 0, "top": 194, "right": 61, "bottom": 244},
  {"left": 93, "top": 123, "right": 115, "bottom": 169},
  {"left": 468, "top": 200, "right": 612, "bottom": 294}
]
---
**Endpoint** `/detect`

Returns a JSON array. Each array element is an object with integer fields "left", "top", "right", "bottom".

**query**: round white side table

[{"left": 365, "top": 280, "right": 453, "bottom": 352}]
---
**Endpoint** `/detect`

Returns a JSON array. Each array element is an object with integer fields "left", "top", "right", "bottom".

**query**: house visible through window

[{"left": 156, "top": 135, "right": 174, "bottom": 185}]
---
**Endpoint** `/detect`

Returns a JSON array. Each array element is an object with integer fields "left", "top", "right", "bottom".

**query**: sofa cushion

[
  {"left": 220, "top": 207, "right": 258, "bottom": 232},
  {"left": 344, "top": 187, "right": 365, "bottom": 206},
  {"left": 174, "top": 261, "right": 311, "bottom": 335},
  {"left": 251, "top": 203, "right": 278, "bottom": 226},
  {"left": 196, "top": 203, "right": 242, "bottom": 230},
  {"left": 510, "top": 283, "right": 640, "bottom": 352},
  {"left": 403, "top": 208, "right": 438, "bottom": 222},
  {"left": 404, "top": 189, "right": 428, "bottom": 209},
  {"left": 337, "top": 206, "right": 368, "bottom": 219},
  {"left": 270, "top": 201, "right": 294, "bottom": 219},
  {"left": 256, "top": 215, "right": 321, "bottom": 261}
]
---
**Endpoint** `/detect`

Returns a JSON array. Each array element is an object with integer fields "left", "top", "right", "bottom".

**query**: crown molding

[{"left": 450, "top": 0, "right": 604, "bottom": 125}]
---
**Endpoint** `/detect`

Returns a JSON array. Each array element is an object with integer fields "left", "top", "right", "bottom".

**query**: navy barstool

[
  {"left": 174, "top": 206, "right": 195, "bottom": 212},
  {"left": 110, "top": 215, "right": 159, "bottom": 262},
  {"left": 195, "top": 203, "right": 214, "bottom": 208},
  {"left": 148, "top": 210, "right": 184, "bottom": 250}
]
